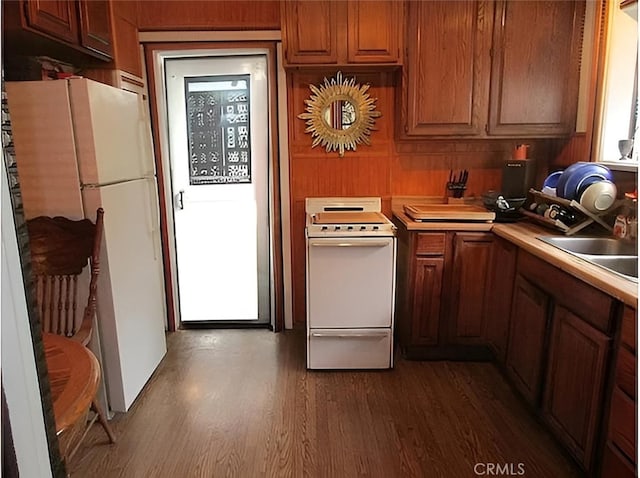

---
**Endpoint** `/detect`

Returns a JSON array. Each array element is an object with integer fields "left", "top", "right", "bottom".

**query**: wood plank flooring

[{"left": 69, "top": 329, "right": 582, "bottom": 477}]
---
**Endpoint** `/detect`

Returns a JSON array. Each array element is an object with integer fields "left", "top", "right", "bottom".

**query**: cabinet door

[
  {"left": 543, "top": 305, "right": 610, "bottom": 471},
  {"left": 403, "top": 1, "right": 492, "bottom": 136},
  {"left": 78, "top": 0, "right": 113, "bottom": 58},
  {"left": 347, "top": 0, "right": 400, "bottom": 63},
  {"left": 506, "top": 275, "right": 550, "bottom": 405},
  {"left": 282, "top": 0, "right": 337, "bottom": 64},
  {"left": 488, "top": 0, "right": 584, "bottom": 136},
  {"left": 23, "top": 0, "right": 79, "bottom": 44},
  {"left": 483, "top": 236, "right": 517, "bottom": 362},
  {"left": 449, "top": 233, "right": 493, "bottom": 344},
  {"left": 411, "top": 257, "right": 444, "bottom": 345}
]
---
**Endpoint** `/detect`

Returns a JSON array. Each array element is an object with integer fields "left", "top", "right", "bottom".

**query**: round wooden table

[{"left": 43, "top": 333, "right": 100, "bottom": 458}]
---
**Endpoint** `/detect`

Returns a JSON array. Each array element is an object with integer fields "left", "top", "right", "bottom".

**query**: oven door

[{"left": 306, "top": 236, "right": 396, "bottom": 328}]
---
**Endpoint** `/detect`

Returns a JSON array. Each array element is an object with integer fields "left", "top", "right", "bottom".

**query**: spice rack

[{"left": 521, "top": 189, "right": 614, "bottom": 235}]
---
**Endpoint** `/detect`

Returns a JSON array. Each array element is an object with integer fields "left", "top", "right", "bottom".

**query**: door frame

[{"left": 144, "top": 42, "right": 286, "bottom": 332}]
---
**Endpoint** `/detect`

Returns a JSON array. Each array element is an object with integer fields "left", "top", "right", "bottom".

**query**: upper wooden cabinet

[
  {"left": 6, "top": 0, "right": 114, "bottom": 61},
  {"left": 109, "top": 0, "right": 142, "bottom": 77},
  {"left": 403, "top": 0, "right": 493, "bottom": 136},
  {"left": 78, "top": 0, "right": 113, "bottom": 58},
  {"left": 23, "top": 0, "right": 79, "bottom": 44},
  {"left": 488, "top": 0, "right": 585, "bottom": 136},
  {"left": 281, "top": 0, "right": 402, "bottom": 66},
  {"left": 400, "top": 0, "right": 585, "bottom": 138}
]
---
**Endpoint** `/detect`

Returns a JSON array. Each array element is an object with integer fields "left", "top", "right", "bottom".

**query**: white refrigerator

[{"left": 6, "top": 78, "right": 167, "bottom": 413}]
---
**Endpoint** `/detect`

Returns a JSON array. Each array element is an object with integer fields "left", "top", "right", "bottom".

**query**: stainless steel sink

[
  {"left": 538, "top": 236, "right": 638, "bottom": 256},
  {"left": 582, "top": 255, "right": 638, "bottom": 280},
  {"left": 537, "top": 236, "right": 638, "bottom": 281}
]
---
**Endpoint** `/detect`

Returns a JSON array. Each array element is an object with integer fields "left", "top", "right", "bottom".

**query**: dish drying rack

[{"left": 521, "top": 189, "right": 614, "bottom": 235}]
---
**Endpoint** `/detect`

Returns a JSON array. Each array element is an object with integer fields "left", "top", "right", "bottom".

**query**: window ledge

[{"left": 599, "top": 161, "right": 638, "bottom": 172}]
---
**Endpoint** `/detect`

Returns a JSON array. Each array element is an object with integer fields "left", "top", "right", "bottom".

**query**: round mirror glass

[{"left": 322, "top": 99, "right": 357, "bottom": 130}]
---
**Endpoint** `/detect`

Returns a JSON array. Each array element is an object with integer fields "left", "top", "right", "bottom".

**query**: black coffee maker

[
  {"left": 483, "top": 145, "right": 534, "bottom": 222},
  {"left": 502, "top": 158, "right": 535, "bottom": 199}
]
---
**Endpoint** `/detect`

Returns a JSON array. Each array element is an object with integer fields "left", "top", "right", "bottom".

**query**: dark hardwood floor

[{"left": 69, "top": 329, "right": 582, "bottom": 477}]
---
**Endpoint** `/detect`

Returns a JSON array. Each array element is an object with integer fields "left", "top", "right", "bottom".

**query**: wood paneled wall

[
  {"left": 137, "top": 1, "right": 280, "bottom": 31},
  {"left": 287, "top": 70, "right": 560, "bottom": 324}
]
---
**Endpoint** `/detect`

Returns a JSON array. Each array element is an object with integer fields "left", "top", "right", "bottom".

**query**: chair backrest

[{"left": 26, "top": 209, "right": 104, "bottom": 345}]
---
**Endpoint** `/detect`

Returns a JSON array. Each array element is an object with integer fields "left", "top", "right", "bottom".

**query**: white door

[{"left": 165, "top": 55, "right": 270, "bottom": 324}]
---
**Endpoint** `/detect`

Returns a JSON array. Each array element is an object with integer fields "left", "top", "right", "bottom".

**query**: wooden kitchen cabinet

[
  {"left": 505, "top": 275, "right": 550, "bottom": 406},
  {"left": 78, "top": 0, "right": 113, "bottom": 58},
  {"left": 411, "top": 257, "right": 444, "bottom": 345},
  {"left": 393, "top": 221, "right": 493, "bottom": 359},
  {"left": 448, "top": 232, "right": 494, "bottom": 344},
  {"left": 109, "top": 0, "right": 141, "bottom": 77},
  {"left": 23, "top": 0, "right": 79, "bottom": 44},
  {"left": 281, "top": 0, "right": 402, "bottom": 66},
  {"left": 84, "top": 0, "right": 142, "bottom": 83},
  {"left": 543, "top": 305, "right": 610, "bottom": 471},
  {"left": 399, "top": 0, "right": 584, "bottom": 138},
  {"left": 602, "top": 306, "right": 638, "bottom": 478},
  {"left": 5, "top": 0, "right": 114, "bottom": 62},
  {"left": 488, "top": 0, "right": 585, "bottom": 136},
  {"left": 507, "top": 250, "right": 616, "bottom": 472},
  {"left": 482, "top": 236, "right": 517, "bottom": 363},
  {"left": 401, "top": 0, "right": 493, "bottom": 137}
]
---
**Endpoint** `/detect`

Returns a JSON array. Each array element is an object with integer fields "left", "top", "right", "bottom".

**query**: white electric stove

[{"left": 305, "top": 197, "right": 397, "bottom": 369}]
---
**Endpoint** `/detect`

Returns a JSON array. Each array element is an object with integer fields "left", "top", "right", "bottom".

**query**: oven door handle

[
  {"left": 308, "top": 239, "right": 391, "bottom": 248},
  {"left": 310, "top": 332, "right": 389, "bottom": 338}
]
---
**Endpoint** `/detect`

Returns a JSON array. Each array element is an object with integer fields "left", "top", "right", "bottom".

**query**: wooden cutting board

[
  {"left": 404, "top": 204, "right": 495, "bottom": 222},
  {"left": 313, "top": 212, "right": 387, "bottom": 224}
]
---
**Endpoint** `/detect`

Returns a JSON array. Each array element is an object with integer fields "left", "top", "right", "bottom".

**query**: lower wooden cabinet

[
  {"left": 542, "top": 305, "right": 610, "bottom": 471},
  {"left": 602, "top": 442, "right": 637, "bottom": 478},
  {"left": 482, "top": 236, "right": 517, "bottom": 362},
  {"left": 505, "top": 275, "right": 549, "bottom": 405},
  {"left": 448, "top": 233, "right": 494, "bottom": 344},
  {"left": 602, "top": 306, "right": 638, "bottom": 478},
  {"left": 507, "top": 251, "right": 616, "bottom": 472},
  {"left": 394, "top": 224, "right": 633, "bottom": 474},
  {"left": 411, "top": 257, "right": 444, "bottom": 345},
  {"left": 393, "top": 220, "right": 493, "bottom": 359}
]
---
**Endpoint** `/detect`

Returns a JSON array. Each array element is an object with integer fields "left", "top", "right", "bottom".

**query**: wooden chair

[{"left": 26, "top": 208, "right": 116, "bottom": 460}]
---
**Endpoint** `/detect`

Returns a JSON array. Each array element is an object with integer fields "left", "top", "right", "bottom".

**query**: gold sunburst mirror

[{"left": 298, "top": 72, "right": 382, "bottom": 157}]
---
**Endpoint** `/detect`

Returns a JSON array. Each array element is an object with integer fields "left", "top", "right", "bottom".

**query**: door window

[{"left": 185, "top": 75, "right": 252, "bottom": 185}]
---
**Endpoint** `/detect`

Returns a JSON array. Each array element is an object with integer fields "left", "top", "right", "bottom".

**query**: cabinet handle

[
  {"left": 311, "top": 332, "right": 388, "bottom": 338},
  {"left": 310, "top": 241, "right": 389, "bottom": 248}
]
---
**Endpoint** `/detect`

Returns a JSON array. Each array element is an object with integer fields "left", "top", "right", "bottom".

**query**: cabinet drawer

[
  {"left": 621, "top": 306, "right": 636, "bottom": 352},
  {"left": 609, "top": 387, "right": 637, "bottom": 462},
  {"left": 307, "top": 328, "right": 392, "bottom": 369},
  {"left": 415, "top": 233, "right": 446, "bottom": 256},
  {"left": 602, "top": 442, "right": 636, "bottom": 478},
  {"left": 616, "top": 347, "right": 636, "bottom": 399}
]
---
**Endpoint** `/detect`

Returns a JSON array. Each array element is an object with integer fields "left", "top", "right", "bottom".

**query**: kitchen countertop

[
  {"left": 392, "top": 203, "right": 638, "bottom": 308},
  {"left": 492, "top": 222, "right": 638, "bottom": 309}
]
